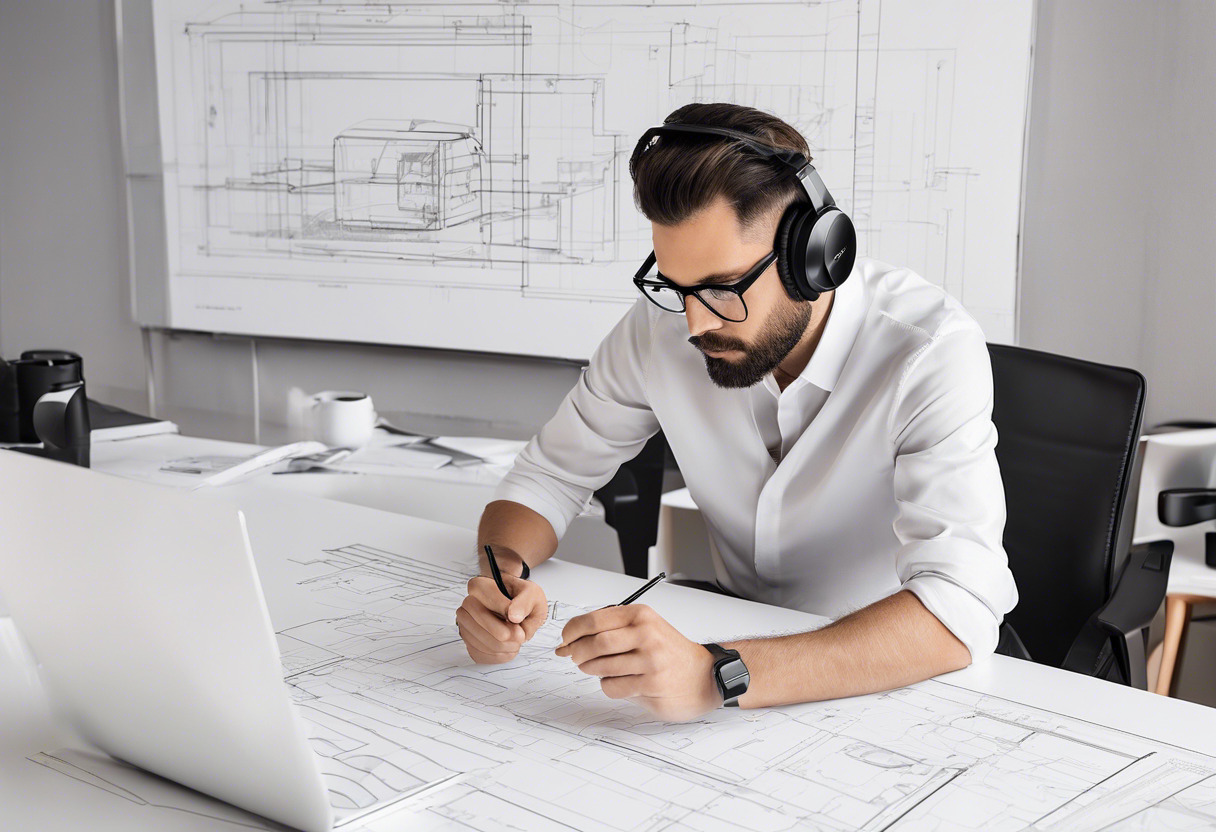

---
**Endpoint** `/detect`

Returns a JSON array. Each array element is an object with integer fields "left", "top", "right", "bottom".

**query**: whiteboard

[{"left": 143, "top": 0, "right": 1034, "bottom": 359}]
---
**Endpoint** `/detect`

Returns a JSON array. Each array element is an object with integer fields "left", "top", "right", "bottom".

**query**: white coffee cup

[{"left": 307, "top": 391, "right": 376, "bottom": 449}]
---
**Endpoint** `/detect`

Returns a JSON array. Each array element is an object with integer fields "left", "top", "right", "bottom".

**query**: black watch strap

[
  {"left": 482, "top": 546, "right": 530, "bottom": 581},
  {"left": 704, "top": 643, "right": 749, "bottom": 707}
]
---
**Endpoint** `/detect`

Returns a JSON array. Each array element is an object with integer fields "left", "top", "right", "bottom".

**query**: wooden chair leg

[
  {"left": 1147, "top": 640, "right": 1164, "bottom": 690},
  {"left": 1154, "top": 595, "right": 1193, "bottom": 697}
]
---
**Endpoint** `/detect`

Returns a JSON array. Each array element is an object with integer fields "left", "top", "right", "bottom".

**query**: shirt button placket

[
  {"left": 754, "top": 478, "right": 781, "bottom": 585},
  {"left": 777, "top": 388, "right": 797, "bottom": 460},
  {"left": 754, "top": 383, "right": 797, "bottom": 585}
]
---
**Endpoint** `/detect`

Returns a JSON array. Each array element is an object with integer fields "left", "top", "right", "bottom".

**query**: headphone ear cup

[
  {"left": 805, "top": 208, "right": 857, "bottom": 293},
  {"left": 775, "top": 203, "right": 818, "bottom": 302}
]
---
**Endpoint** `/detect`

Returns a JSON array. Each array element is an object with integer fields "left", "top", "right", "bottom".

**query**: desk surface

[
  {"left": 86, "top": 433, "right": 620, "bottom": 574},
  {"left": 3, "top": 474, "right": 1216, "bottom": 830},
  {"left": 89, "top": 432, "right": 512, "bottom": 488},
  {"left": 1160, "top": 527, "right": 1216, "bottom": 598}
]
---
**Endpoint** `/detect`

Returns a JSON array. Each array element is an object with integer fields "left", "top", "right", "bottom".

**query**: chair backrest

[{"left": 989, "top": 344, "right": 1146, "bottom": 668}]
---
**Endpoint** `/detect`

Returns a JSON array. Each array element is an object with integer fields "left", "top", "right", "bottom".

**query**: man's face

[{"left": 651, "top": 195, "right": 812, "bottom": 388}]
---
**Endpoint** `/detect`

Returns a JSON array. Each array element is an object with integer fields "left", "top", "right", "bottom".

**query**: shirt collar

[{"left": 799, "top": 269, "right": 865, "bottom": 393}]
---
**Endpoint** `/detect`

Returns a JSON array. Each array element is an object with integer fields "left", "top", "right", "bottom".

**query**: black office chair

[
  {"left": 594, "top": 432, "right": 669, "bottom": 578},
  {"left": 989, "top": 344, "right": 1172, "bottom": 688}
]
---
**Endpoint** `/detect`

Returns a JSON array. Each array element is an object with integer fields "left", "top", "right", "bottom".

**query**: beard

[{"left": 688, "top": 298, "right": 813, "bottom": 389}]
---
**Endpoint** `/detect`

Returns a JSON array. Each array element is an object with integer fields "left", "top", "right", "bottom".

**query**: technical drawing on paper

[
  {"left": 33, "top": 542, "right": 1216, "bottom": 831},
  {"left": 150, "top": 0, "right": 1033, "bottom": 357},
  {"left": 28, "top": 748, "right": 275, "bottom": 830}
]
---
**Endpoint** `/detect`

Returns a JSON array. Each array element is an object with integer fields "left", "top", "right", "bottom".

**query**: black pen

[
  {"left": 615, "top": 571, "right": 666, "bottom": 606},
  {"left": 557, "top": 572, "right": 669, "bottom": 652},
  {"left": 484, "top": 544, "right": 513, "bottom": 600}
]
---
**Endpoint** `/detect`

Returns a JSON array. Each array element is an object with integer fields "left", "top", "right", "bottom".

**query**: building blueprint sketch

[
  {"left": 149, "top": 0, "right": 1033, "bottom": 358},
  {"left": 31, "top": 541, "right": 1216, "bottom": 831}
]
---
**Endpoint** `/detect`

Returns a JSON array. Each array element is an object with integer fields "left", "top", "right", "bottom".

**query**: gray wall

[
  {"left": 2, "top": 0, "right": 1215, "bottom": 440},
  {"left": 0, "top": 0, "right": 145, "bottom": 409},
  {"left": 1020, "top": 0, "right": 1216, "bottom": 426},
  {"left": 0, "top": 0, "right": 582, "bottom": 442},
  {"left": 1142, "top": 1, "right": 1216, "bottom": 425}
]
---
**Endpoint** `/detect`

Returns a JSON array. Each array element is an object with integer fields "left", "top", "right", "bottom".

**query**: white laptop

[{"left": 0, "top": 450, "right": 427, "bottom": 832}]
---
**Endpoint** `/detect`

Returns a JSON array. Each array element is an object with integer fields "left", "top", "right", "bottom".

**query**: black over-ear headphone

[{"left": 630, "top": 122, "right": 857, "bottom": 302}]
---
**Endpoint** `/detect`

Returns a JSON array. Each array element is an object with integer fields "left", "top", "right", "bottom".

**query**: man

[{"left": 455, "top": 103, "right": 1018, "bottom": 722}]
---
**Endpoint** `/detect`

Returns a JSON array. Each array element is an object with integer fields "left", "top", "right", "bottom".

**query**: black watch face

[{"left": 717, "top": 656, "right": 749, "bottom": 702}]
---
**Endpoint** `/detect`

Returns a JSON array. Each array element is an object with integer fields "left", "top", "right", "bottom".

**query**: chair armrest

[
  {"left": 1061, "top": 539, "right": 1173, "bottom": 687},
  {"left": 1160, "top": 488, "right": 1216, "bottom": 526}
]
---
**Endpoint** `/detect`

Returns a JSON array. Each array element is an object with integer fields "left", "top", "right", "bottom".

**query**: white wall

[
  {"left": 0, "top": 0, "right": 583, "bottom": 442},
  {"left": 0, "top": 0, "right": 145, "bottom": 407},
  {"left": 3, "top": 0, "right": 1214, "bottom": 436},
  {"left": 1019, "top": 0, "right": 1216, "bottom": 426},
  {"left": 1141, "top": 1, "right": 1216, "bottom": 425}
]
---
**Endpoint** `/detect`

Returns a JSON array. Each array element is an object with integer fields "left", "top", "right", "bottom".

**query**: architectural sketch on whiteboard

[{"left": 151, "top": 0, "right": 1033, "bottom": 358}]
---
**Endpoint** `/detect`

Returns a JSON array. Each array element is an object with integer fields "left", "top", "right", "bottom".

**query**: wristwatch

[{"left": 703, "top": 643, "right": 749, "bottom": 707}]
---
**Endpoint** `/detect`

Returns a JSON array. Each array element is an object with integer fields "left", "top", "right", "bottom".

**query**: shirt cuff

[
  {"left": 491, "top": 476, "right": 581, "bottom": 541},
  {"left": 902, "top": 572, "right": 1003, "bottom": 663}
]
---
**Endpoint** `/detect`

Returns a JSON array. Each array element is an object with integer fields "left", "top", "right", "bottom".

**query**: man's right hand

[{"left": 456, "top": 573, "right": 548, "bottom": 664}]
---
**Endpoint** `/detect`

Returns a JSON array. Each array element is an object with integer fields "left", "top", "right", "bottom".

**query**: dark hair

[{"left": 629, "top": 103, "right": 812, "bottom": 234}]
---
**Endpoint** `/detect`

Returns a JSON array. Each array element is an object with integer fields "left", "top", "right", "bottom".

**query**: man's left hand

[{"left": 554, "top": 605, "right": 722, "bottom": 722}]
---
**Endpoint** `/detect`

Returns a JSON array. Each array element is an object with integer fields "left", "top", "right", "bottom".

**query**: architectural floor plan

[{"left": 32, "top": 541, "right": 1216, "bottom": 831}]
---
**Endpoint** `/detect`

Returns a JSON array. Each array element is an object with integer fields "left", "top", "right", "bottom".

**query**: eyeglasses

[{"left": 632, "top": 250, "right": 777, "bottom": 323}]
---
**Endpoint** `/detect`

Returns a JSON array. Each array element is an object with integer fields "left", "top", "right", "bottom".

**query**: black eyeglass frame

[{"left": 632, "top": 250, "right": 778, "bottom": 323}]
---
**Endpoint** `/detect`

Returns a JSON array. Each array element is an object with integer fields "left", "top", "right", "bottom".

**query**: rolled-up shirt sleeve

[
  {"left": 492, "top": 300, "right": 662, "bottom": 540},
  {"left": 888, "top": 325, "right": 1019, "bottom": 662}
]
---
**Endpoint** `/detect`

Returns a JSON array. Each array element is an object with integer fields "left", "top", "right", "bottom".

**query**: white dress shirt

[{"left": 493, "top": 258, "right": 1019, "bottom": 660}]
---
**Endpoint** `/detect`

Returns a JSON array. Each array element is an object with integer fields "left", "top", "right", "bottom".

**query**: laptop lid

[{"left": 0, "top": 451, "right": 334, "bottom": 832}]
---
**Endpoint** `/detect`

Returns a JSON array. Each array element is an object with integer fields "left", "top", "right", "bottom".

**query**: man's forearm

[
  {"left": 724, "top": 590, "right": 973, "bottom": 708},
  {"left": 476, "top": 500, "right": 560, "bottom": 577}
]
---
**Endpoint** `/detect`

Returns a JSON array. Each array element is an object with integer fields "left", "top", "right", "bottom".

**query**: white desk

[
  {"left": 3, "top": 471, "right": 1216, "bottom": 830},
  {"left": 88, "top": 433, "right": 625, "bottom": 573}
]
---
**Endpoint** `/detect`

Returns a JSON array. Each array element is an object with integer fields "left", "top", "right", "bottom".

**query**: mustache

[{"left": 689, "top": 334, "right": 748, "bottom": 353}]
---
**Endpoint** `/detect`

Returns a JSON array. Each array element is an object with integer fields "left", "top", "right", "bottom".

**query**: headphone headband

[{"left": 631, "top": 123, "right": 809, "bottom": 172}]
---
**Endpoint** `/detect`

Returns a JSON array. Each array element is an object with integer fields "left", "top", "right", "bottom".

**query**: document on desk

[{"left": 26, "top": 533, "right": 1216, "bottom": 832}]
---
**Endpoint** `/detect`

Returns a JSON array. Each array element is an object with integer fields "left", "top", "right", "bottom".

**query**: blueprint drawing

[
  {"left": 150, "top": 0, "right": 1033, "bottom": 358},
  {"left": 33, "top": 542, "right": 1216, "bottom": 831}
]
